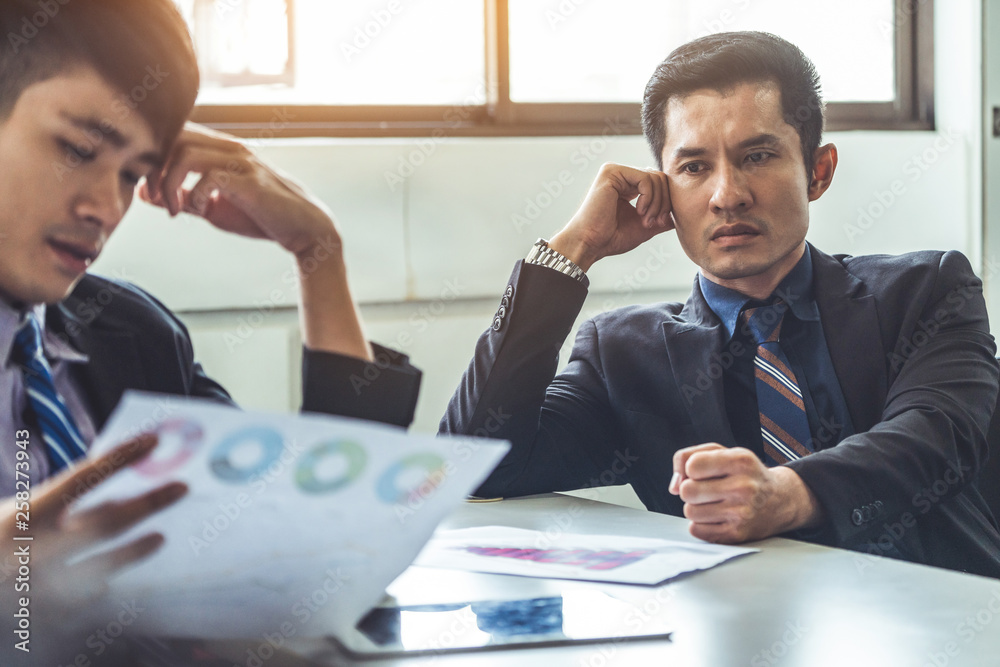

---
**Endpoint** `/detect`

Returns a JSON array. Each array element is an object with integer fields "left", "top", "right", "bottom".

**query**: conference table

[{"left": 199, "top": 493, "right": 1000, "bottom": 666}]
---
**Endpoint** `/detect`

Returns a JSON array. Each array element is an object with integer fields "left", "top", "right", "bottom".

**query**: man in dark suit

[
  {"left": 0, "top": 0, "right": 420, "bottom": 640},
  {"left": 442, "top": 31, "right": 1000, "bottom": 577}
]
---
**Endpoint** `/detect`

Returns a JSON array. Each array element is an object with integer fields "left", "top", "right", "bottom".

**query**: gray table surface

[{"left": 206, "top": 493, "right": 1000, "bottom": 667}]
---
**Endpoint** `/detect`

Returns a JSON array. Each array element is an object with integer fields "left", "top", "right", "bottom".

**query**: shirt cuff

[{"left": 300, "top": 342, "right": 422, "bottom": 428}]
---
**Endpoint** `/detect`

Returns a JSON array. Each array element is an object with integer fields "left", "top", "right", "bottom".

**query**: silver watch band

[{"left": 525, "top": 238, "right": 585, "bottom": 282}]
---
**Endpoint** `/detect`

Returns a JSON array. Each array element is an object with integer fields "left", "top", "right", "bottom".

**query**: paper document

[
  {"left": 415, "top": 526, "right": 756, "bottom": 585},
  {"left": 73, "top": 392, "right": 509, "bottom": 639}
]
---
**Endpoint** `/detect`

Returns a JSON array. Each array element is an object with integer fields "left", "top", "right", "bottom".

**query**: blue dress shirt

[{"left": 698, "top": 244, "right": 856, "bottom": 459}]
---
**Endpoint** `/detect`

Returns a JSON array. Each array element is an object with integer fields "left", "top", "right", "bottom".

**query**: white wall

[
  {"left": 88, "top": 2, "right": 987, "bottom": 508},
  {"left": 984, "top": 0, "right": 1000, "bottom": 319}
]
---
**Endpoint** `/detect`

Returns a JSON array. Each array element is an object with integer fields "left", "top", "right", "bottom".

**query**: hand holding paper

[{"left": 70, "top": 392, "right": 509, "bottom": 639}]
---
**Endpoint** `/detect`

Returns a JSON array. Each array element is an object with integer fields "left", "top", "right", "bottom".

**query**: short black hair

[
  {"left": 642, "top": 31, "right": 824, "bottom": 178},
  {"left": 0, "top": 0, "right": 200, "bottom": 150}
]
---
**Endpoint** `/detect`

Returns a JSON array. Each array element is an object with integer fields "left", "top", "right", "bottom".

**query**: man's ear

[{"left": 807, "top": 143, "right": 838, "bottom": 202}]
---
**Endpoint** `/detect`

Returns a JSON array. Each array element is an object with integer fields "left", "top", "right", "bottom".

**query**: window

[
  {"left": 182, "top": 0, "right": 933, "bottom": 138},
  {"left": 180, "top": 0, "right": 294, "bottom": 89}
]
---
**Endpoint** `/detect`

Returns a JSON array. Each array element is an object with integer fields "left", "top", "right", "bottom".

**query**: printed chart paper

[
  {"left": 72, "top": 392, "right": 509, "bottom": 639},
  {"left": 415, "top": 526, "right": 757, "bottom": 585}
]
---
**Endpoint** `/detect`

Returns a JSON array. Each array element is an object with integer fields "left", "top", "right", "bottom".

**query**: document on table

[
  {"left": 72, "top": 392, "right": 509, "bottom": 639},
  {"left": 414, "top": 526, "right": 756, "bottom": 585}
]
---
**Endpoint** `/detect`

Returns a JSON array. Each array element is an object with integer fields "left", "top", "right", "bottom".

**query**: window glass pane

[
  {"left": 509, "top": 0, "right": 895, "bottom": 103},
  {"left": 178, "top": 0, "right": 486, "bottom": 106}
]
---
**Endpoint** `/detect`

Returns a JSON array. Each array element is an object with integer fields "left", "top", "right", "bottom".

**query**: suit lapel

[
  {"left": 662, "top": 280, "right": 738, "bottom": 447},
  {"left": 49, "top": 303, "right": 147, "bottom": 430},
  {"left": 811, "top": 247, "right": 887, "bottom": 432}
]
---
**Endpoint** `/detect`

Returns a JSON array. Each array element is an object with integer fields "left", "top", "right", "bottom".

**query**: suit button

[
  {"left": 497, "top": 305, "right": 507, "bottom": 319},
  {"left": 851, "top": 509, "right": 865, "bottom": 526},
  {"left": 505, "top": 285, "right": 514, "bottom": 298},
  {"left": 492, "top": 317, "right": 503, "bottom": 332},
  {"left": 501, "top": 296, "right": 510, "bottom": 309}
]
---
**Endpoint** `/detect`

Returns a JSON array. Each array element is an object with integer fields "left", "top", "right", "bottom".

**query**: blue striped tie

[
  {"left": 11, "top": 313, "right": 88, "bottom": 472},
  {"left": 741, "top": 301, "right": 814, "bottom": 466}
]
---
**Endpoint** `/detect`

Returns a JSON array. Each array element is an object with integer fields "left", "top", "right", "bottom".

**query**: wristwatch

[{"left": 525, "top": 238, "right": 586, "bottom": 283}]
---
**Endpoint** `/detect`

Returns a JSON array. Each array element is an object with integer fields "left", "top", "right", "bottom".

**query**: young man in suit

[
  {"left": 0, "top": 0, "right": 421, "bottom": 649},
  {"left": 442, "top": 31, "right": 1000, "bottom": 578}
]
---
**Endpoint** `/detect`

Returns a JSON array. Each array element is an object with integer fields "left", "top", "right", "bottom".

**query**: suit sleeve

[
  {"left": 441, "top": 261, "right": 629, "bottom": 497},
  {"left": 129, "top": 280, "right": 421, "bottom": 427},
  {"left": 787, "top": 251, "right": 1000, "bottom": 548},
  {"left": 301, "top": 342, "right": 421, "bottom": 428}
]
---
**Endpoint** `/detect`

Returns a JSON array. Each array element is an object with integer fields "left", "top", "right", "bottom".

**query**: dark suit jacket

[
  {"left": 442, "top": 245, "right": 1000, "bottom": 577},
  {"left": 49, "top": 275, "right": 422, "bottom": 429}
]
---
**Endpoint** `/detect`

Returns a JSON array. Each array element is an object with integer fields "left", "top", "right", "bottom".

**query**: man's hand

[
  {"left": 668, "top": 443, "right": 823, "bottom": 543},
  {"left": 1, "top": 434, "right": 186, "bottom": 609},
  {"left": 139, "top": 122, "right": 372, "bottom": 361},
  {"left": 548, "top": 163, "right": 673, "bottom": 272},
  {"left": 141, "top": 122, "right": 338, "bottom": 259}
]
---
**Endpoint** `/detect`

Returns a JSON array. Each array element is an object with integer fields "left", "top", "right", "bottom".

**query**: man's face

[
  {"left": 661, "top": 82, "right": 828, "bottom": 295},
  {"left": 0, "top": 66, "right": 161, "bottom": 306}
]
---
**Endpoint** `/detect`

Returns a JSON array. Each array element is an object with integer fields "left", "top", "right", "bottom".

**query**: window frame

[{"left": 190, "top": 0, "right": 934, "bottom": 139}]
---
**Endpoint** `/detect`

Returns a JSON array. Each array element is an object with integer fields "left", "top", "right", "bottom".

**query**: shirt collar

[
  {"left": 699, "top": 243, "right": 820, "bottom": 339},
  {"left": 1, "top": 300, "right": 89, "bottom": 367}
]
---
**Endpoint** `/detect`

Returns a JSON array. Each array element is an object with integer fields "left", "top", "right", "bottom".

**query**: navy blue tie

[
  {"left": 11, "top": 313, "right": 87, "bottom": 472},
  {"left": 741, "top": 301, "right": 814, "bottom": 466}
]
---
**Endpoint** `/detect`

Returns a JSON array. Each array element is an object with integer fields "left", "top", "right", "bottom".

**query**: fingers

[
  {"left": 689, "top": 521, "right": 744, "bottom": 544},
  {"left": 674, "top": 448, "right": 787, "bottom": 544},
  {"left": 684, "top": 447, "right": 759, "bottom": 484},
  {"left": 44, "top": 533, "right": 166, "bottom": 607},
  {"left": 604, "top": 164, "right": 670, "bottom": 229},
  {"left": 32, "top": 434, "right": 159, "bottom": 518},
  {"left": 159, "top": 147, "right": 251, "bottom": 217},
  {"left": 71, "top": 532, "right": 166, "bottom": 585},
  {"left": 61, "top": 481, "right": 187, "bottom": 549},
  {"left": 633, "top": 169, "right": 671, "bottom": 229},
  {"left": 669, "top": 442, "right": 725, "bottom": 495},
  {"left": 182, "top": 172, "right": 223, "bottom": 218},
  {"left": 147, "top": 123, "right": 254, "bottom": 216}
]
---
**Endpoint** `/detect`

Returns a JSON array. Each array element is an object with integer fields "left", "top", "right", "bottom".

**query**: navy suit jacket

[
  {"left": 442, "top": 245, "right": 1000, "bottom": 577},
  {"left": 49, "top": 274, "right": 422, "bottom": 429}
]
